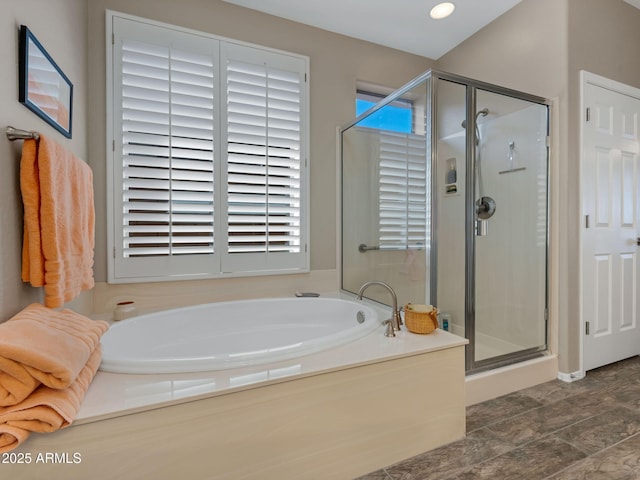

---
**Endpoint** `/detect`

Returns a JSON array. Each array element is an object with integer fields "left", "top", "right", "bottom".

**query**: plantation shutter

[
  {"left": 108, "top": 14, "right": 308, "bottom": 282},
  {"left": 378, "top": 131, "right": 428, "bottom": 250},
  {"left": 221, "top": 43, "right": 307, "bottom": 273},
  {"left": 112, "top": 17, "right": 220, "bottom": 280}
]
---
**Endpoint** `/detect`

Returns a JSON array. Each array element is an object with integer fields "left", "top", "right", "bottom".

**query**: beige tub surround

[{"left": 5, "top": 304, "right": 467, "bottom": 479}]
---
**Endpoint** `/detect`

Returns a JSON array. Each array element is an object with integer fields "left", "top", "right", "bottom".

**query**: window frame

[{"left": 106, "top": 11, "right": 310, "bottom": 283}]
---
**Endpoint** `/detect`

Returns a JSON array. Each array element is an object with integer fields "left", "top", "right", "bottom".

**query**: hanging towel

[
  {"left": 20, "top": 135, "right": 95, "bottom": 308},
  {"left": 0, "top": 304, "right": 108, "bottom": 407},
  {"left": 0, "top": 347, "right": 102, "bottom": 453}
]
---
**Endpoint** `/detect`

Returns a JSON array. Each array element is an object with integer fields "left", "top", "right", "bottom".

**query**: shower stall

[{"left": 341, "top": 70, "right": 550, "bottom": 373}]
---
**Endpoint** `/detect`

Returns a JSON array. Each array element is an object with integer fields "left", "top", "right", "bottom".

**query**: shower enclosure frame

[
  {"left": 340, "top": 69, "right": 551, "bottom": 375},
  {"left": 450, "top": 72, "right": 551, "bottom": 374}
]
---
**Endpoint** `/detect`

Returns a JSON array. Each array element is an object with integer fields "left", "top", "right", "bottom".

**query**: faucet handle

[{"left": 384, "top": 320, "right": 396, "bottom": 337}]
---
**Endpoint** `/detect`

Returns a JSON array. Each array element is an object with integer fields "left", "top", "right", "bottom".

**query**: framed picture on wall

[{"left": 18, "top": 25, "right": 73, "bottom": 138}]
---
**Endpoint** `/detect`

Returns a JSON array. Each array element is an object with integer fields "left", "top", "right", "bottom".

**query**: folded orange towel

[
  {"left": 0, "top": 347, "right": 102, "bottom": 453},
  {"left": 0, "top": 304, "right": 108, "bottom": 407},
  {"left": 0, "top": 424, "right": 29, "bottom": 454},
  {"left": 20, "top": 135, "right": 95, "bottom": 308}
]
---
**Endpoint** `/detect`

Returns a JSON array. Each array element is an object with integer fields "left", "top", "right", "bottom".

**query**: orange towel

[
  {"left": 0, "top": 347, "right": 102, "bottom": 453},
  {"left": 20, "top": 135, "right": 95, "bottom": 308},
  {"left": 0, "top": 424, "right": 29, "bottom": 454},
  {"left": 0, "top": 304, "right": 108, "bottom": 407}
]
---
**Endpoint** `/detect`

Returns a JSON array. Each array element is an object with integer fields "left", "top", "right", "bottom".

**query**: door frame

[
  {"left": 578, "top": 70, "right": 640, "bottom": 376},
  {"left": 438, "top": 75, "right": 551, "bottom": 375}
]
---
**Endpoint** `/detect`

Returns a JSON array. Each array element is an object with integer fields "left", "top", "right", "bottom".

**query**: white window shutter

[
  {"left": 111, "top": 17, "right": 220, "bottom": 281},
  {"left": 108, "top": 13, "right": 308, "bottom": 282},
  {"left": 221, "top": 43, "right": 308, "bottom": 273}
]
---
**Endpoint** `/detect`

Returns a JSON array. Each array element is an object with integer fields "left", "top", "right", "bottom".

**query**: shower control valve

[{"left": 476, "top": 196, "right": 496, "bottom": 220}]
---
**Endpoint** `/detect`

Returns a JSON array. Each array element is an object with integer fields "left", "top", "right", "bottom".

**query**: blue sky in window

[{"left": 355, "top": 99, "right": 412, "bottom": 133}]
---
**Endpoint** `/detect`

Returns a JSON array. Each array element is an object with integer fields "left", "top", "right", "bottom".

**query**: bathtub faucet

[{"left": 356, "top": 281, "right": 402, "bottom": 337}]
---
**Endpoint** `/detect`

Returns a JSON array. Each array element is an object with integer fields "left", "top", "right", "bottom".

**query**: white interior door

[{"left": 581, "top": 72, "right": 640, "bottom": 371}]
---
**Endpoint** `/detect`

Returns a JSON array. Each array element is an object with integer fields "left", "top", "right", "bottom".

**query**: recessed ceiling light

[{"left": 430, "top": 2, "right": 456, "bottom": 19}]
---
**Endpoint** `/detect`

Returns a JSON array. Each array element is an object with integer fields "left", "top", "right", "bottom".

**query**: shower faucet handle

[
  {"left": 475, "top": 196, "right": 496, "bottom": 220},
  {"left": 476, "top": 219, "right": 488, "bottom": 237}
]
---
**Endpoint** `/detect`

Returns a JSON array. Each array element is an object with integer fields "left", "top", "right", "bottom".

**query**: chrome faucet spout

[{"left": 357, "top": 281, "right": 402, "bottom": 336}]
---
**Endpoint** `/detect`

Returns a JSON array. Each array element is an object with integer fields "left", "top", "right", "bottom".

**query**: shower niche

[
  {"left": 341, "top": 70, "right": 550, "bottom": 374},
  {"left": 444, "top": 157, "right": 458, "bottom": 195}
]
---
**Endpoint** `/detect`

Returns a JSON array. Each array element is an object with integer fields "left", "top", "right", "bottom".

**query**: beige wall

[
  {"left": 568, "top": 0, "right": 640, "bottom": 88},
  {"left": 0, "top": 0, "right": 87, "bottom": 320},
  {"left": 87, "top": 0, "right": 433, "bottom": 283},
  {"left": 0, "top": 0, "right": 432, "bottom": 321},
  {"left": 437, "top": 0, "right": 640, "bottom": 374},
  {"left": 436, "top": 0, "right": 570, "bottom": 101},
  {"left": 436, "top": 0, "right": 571, "bottom": 372},
  {"left": 565, "top": 0, "right": 640, "bottom": 373},
  {"left": 3, "top": 0, "right": 639, "bottom": 375}
]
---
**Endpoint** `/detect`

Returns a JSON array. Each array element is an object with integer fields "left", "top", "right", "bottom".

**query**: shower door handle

[{"left": 637, "top": 237, "right": 640, "bottom": 246}]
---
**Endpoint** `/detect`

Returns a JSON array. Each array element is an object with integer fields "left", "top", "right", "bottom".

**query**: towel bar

[
  {"left": 358, "top": 243, "right": 425, "bottom": 253},
  {"left": 5, "top": 126, "right": 40, "bottom": 141}
]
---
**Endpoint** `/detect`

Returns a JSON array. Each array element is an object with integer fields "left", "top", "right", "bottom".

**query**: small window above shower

[{"left": 355, "top": 90, "right": 413, "bottom": 133}]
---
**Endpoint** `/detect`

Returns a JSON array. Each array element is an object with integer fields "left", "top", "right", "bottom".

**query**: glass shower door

[{"left": 470, "top": 89, "right": 549, "bottom": 369}]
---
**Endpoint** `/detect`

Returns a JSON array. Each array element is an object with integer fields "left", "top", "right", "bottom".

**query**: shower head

[{"left": 461, "top": 108, "right": 490, "bottom": 128}]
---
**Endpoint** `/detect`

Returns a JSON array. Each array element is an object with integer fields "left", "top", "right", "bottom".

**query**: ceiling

[{"left": 223, "top": 0, "right": 524, "bottom": 59}]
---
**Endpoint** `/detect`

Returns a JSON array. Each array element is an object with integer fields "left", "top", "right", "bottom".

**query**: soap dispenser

[
  {"left": 445, "top": 158, "right": 457, "bottom": 194},
  {"left": 446, "top": 162, "right": 457, "bottom": 184}
]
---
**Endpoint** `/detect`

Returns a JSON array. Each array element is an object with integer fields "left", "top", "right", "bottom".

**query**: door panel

[
  {"left": 582, "top": 78, "right": 640, "bottom": 371},
  {"left": 592, "top": 254, "right": 611, "bottom": 337}
]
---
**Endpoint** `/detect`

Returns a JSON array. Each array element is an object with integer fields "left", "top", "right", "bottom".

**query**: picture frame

[{"left": 18, "top": 25, "right": 73, "bottom": 138}]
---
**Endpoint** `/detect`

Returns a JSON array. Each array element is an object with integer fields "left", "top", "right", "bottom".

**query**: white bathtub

[{"left": 99, "top": 297, "right": 381, "bottom": 374}]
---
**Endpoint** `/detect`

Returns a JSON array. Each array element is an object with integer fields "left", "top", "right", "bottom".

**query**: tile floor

[{"left": 357, "top": 356, "right": 640, "bottom": 479}]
